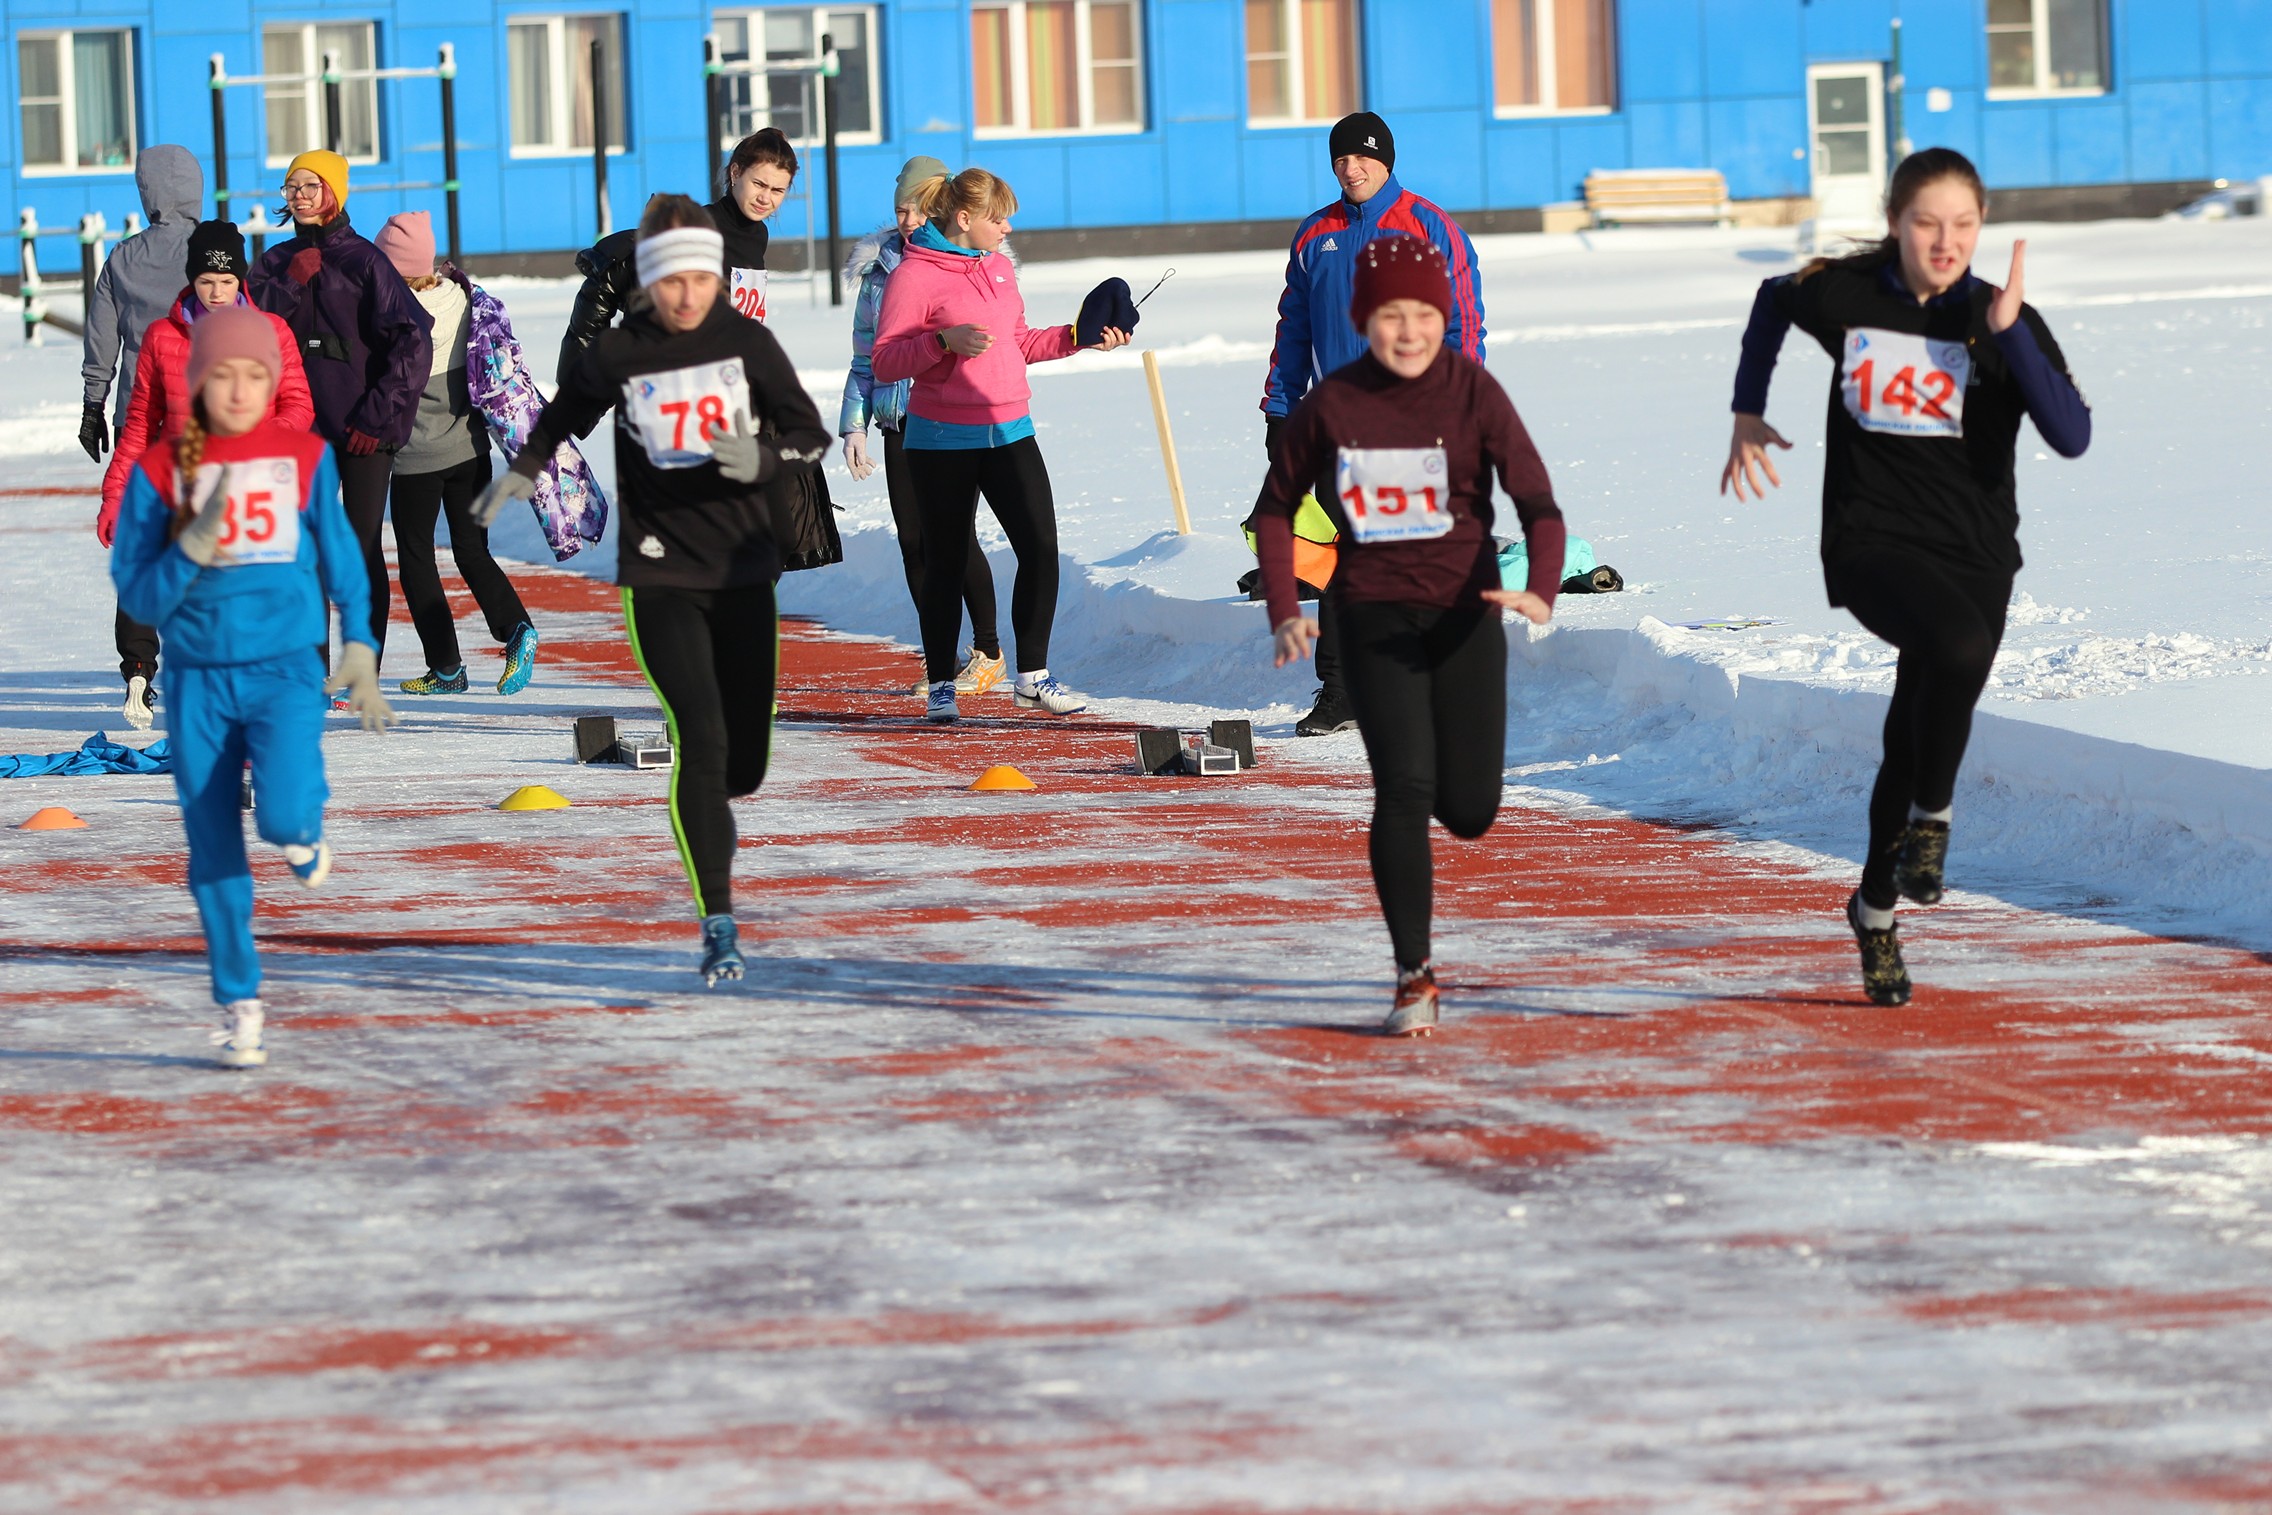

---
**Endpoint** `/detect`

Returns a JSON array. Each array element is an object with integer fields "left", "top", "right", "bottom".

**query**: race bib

[
  {"left": 1840, "top": 327, "right": 1971, "bottom": 438},
  {"left": 187, "top": 457, "right": 303, "bottom": 567},
  {"left": 1335, "top": 446, "right": 1453, "bottom": 545},
  {"left": 621, "top": 358, "right": 755, "bottom": 470},
  {"left": 729, "top": 266, "right": 767, "bottom": 324}
]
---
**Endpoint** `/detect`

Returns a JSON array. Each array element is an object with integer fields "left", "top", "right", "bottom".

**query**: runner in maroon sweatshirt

[{"left": 1254, "top": 236, "right": 1566, "bottom": 1035}]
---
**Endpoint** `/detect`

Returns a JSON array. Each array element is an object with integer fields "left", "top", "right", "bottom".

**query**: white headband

[{"left": 634, "top": 226, "right": 724, "bottom": 289}]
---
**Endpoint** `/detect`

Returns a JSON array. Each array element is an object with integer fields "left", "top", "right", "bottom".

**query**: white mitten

[
  {"left": 324, "top": 643, "right": 398, "bottom": 732},
  {"left": 470, "top": 468, "right": 537, "bottom": 528},
  {"left": 174, "top": 474, "right": 235, "bottom": 567},
  {"left": 711, "top": 414, "right": 765, "bottom": 485}
]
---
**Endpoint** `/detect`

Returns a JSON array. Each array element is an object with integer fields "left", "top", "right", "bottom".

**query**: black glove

[
  {"left": 1263, "top": 414, "right": 1283, "bottom": 462},
  {"left": 79, "top": 402, "right": 109, "bottom": 461},
  {"left": 1075, "top": 277, "right": 1139, "bottom": 347}
]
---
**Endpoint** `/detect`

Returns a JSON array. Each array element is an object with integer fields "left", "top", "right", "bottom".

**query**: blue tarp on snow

[{"left": 0, "top": 732, "right": 173, "bottom": 778}]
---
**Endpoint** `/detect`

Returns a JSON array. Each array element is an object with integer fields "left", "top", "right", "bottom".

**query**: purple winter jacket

[{"left": 252, "top": 212, "right": 432, "bottom": 449}]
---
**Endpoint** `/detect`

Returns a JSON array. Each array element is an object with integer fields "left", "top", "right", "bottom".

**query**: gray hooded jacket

[{"left": 81, "top": 145, "right": 203, "bottom": 420}]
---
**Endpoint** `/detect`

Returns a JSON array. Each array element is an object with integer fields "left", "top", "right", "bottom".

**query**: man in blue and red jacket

[{"left": 1260, "top": 112, "right": 1487, "bottom": 734}]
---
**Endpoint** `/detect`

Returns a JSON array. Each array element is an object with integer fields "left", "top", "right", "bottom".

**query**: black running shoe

[
  {"left": 1846, "top": 892, "right": 1912, "bottom": 1007},
  {"left": 1894, "top": 820, "right": 1950, "bottom": 905},
  {"left": 1295, "top": 686, "right": 1358, "bottom": 737}
]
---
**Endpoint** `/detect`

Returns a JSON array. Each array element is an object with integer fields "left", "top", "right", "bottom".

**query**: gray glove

[
  {"left": 469, "top": 468, "right": 536, "bottom": 528},
  {"left": 710, "top": 413, "right": 764, "bottom": 485},
  {"left": 173, "top": 473, "right": 235, "bottom": 567},
  {"left": 324, "top": 643, "right": 398, "bottom": 732}
]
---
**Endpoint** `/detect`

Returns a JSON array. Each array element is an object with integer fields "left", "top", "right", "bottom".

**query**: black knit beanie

[
  {"left": 1328, "top": 112, "right": 1395, "bottom": 172},
  {"left": 184, "top": 219, "right": 250, "bottom": 282}
]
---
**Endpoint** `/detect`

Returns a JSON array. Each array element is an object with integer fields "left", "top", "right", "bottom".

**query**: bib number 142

[{"left": 1840, "top": 327, "right": 1971, "bottom": 439}]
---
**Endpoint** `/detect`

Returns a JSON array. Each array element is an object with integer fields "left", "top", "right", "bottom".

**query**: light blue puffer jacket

[{"left": 837, "top": 229, "right": 912, "bottom": 436}]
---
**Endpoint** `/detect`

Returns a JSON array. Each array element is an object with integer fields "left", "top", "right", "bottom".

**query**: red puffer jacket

[{"left": 98, "top": 291, "right": 315, "bottom": 543}]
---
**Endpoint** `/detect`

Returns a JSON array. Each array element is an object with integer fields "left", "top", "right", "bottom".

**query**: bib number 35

[
  {"left": 1335, "top": 446, "right": 1454, "bottom": 545},
  {"left": 1841, "top": 327, "right": 1971, "bottom": 439},
  {"left": 189, "top": 457, "right": 304, "bottom": 567}
]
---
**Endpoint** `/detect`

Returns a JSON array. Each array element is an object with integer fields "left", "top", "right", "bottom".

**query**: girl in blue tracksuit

[{"left": 111, "top": 305, "right": 396, "bottom": 1067}]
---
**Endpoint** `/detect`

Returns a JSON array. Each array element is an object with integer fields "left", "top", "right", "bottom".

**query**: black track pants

[
  {"left": 1338, "top": 597, "right": 1508, "bottom": 971},
  {"left": 884, "top": 426, "right": 998, "bottom": 659},
  {"left": 906, "top": 436, "right": 1058, "bottom": 683},
  {"left": 391, "top": 453, "right": 532, "bottom": 674},
  {"left": 622, "top": 583, "right": 778, "bottom": 920},
  {"left": 1828, "top": 550, "right": 2012, "bottom": 909},
  {"left": 115, "top": 607, "right": 158, "bottom": 683},
  {"left": 325, "top": 448, "right": 395, "bottom": 666}
]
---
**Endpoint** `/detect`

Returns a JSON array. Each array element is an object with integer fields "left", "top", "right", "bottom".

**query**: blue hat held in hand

[{"left": 1076, "top": 277, "right": 1139, "bottom": 347}]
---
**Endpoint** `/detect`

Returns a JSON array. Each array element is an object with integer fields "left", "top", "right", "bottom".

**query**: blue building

[{"left": 7, "top": 1, "right": 2269, "bottom": 267}]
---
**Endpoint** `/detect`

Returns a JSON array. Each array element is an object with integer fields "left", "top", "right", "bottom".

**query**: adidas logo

[{"left": 1320, "top": 236, "right": 1337, "bottom": 251}]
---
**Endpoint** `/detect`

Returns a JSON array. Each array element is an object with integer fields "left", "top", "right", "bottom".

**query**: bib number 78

[{"left": 657, "top": 394, "right": 731, "bottom": 452}]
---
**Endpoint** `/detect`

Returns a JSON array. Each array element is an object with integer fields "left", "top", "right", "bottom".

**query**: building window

[
  {"left": 714, "top": 8, "right": 882, "bottom": 145},
  {"left": 969, "top": 2, "right": 1144, "bottom": 136},
  {"left": 1987, "top": 0, "right": 2107, "bottom": 95},
  {"left": 508, "top": 15, "right": 629, "bottom": 155},
  {"left": 18, "top": 30, "right": 137, "bottom": 173},
  {"left": 1493, "top": 0, "right": 1615, "bottom": 115},
  {"left": 263, "top": 22, "right": 379, "bottom": 165},
  {"left": 1245, "top": 0, "right": 1357, "bottom": 126}
]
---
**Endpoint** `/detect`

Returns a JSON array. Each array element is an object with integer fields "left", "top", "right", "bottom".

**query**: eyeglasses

[{"left": 281, "top": 181, "right": 326, "bottom": 200}]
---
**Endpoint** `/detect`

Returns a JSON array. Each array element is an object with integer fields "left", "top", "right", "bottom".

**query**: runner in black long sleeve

[
  {"left": 1255, "top": 237, "right": 1566, "bottom": 1036},
  {"left": 475, "top": 194, "right": 830, "bottom": 988},
  {"left": 1721, "top": 148, "right": 2091, "bottom": 1006}
]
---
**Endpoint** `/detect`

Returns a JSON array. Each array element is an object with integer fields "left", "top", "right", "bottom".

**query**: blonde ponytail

[{"left": 916, "top": 168, "right": 1018, "bottom": 229}]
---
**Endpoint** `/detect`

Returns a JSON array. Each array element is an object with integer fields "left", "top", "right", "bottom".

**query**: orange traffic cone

[
  {"left": 969, "top": 765, "right": 1036, "bottom": 791},
  {"left": 19, "top": 806, "right": 87, "bottom": 830}
]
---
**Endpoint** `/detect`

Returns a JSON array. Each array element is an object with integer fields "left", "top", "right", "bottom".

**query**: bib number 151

[{"left": 1335, "top": 446, "right": 1453, "bottom": 545}]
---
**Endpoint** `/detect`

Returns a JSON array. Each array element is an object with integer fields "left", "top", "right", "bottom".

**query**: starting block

[
  {"left": 572, "top": 715, "right": 673, "bottom": 770},
  {"left": 1136, "top": 719, "right": 1255, "bottom": 777}
]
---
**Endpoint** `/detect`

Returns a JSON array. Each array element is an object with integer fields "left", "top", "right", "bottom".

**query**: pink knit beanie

[
  {"left": 375, "top": 211, "right": 437, "bottom": 279},
  {"left": 186, "top": 305, "right": 282, "bottom": 393}
]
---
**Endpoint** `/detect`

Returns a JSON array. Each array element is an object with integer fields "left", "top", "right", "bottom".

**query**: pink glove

[
  {"left": 95, "top": 497, "right": 119, "bottom": 548},
  {"left": 286, "top": 248, "right": 323, "bottom": 286},
  {"left": 344, "top": 429, "right": 381, "bottom": 456}
]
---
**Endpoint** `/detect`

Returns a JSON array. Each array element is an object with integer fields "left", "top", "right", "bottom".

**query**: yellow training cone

[
  {"left": 969, "top": 765, "right": 1037, "bottom": 792},
  {"left": 18, "top": 806, "right": 88, "bottom": 830},
  {"left": 498, "top": 785, "right": 572, "bottom": 811}
]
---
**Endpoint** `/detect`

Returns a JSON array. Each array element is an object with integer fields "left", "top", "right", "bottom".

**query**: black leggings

[
  {"left": 1828, "top": 550, "right": 2012, "bottom": 909},
  {"left": 326, "top": 448, "right": 395, "bottom": 666},
  {"left": 884, "top": 427, "right": 998, "bottom": 659},
  {"left": 391, "top": 453, "right": 532, "bottom": 674},
  {"left": 1338, "top": 597, "right": 1507, "bottom": 971},
  {"left": 623, "top": 582, "right": 777, "bottom": 920},
  {"left": 906, "top": 436, "right": 1057, "bottom": 683},
  {"left": 115, "top": 607, "right": 158, "bottom": 683}
]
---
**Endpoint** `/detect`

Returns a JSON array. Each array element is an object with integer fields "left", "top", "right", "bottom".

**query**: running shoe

[
  {"left": 699, "top": 914, "right": 745, "bottom": 987},
  {"left": 957, "top": 650, "right": 1008, "bottom": 696},
  {"left": 1894, "top": 820, "right": 1950, "bottom": 906},
  {"left": 283, "top": 840, "right": 332, "bottom": 889},
  {"left": 211, "top": 999, "right": 267, "bottom": 1069},
  {"left": 1383, "top": 965, "right": 1440, "bottom": 1037},
  {"left": 1846, "top": 892, "right": 1913, "bottom": 1007},
  {"left": 925, "top": 681, "right": 960, "bottom": 725},
  {"left": 1296, "top": 687, "right": 1358, "bottom": 737},
  {"left": 1014, "top": 674, "right": 1089, "bottom": 715},
  {"left": 122, "top": 675, "right": 154, "bottom": 731},
  {"left": 398, "top": 665, "right": 469, "bottom": 696},
  {"left": 497, "top": 623, "right": 539, "bottom": 695},
  {"left": 909, "top": 647, "right": 974, "bottom": 695}
]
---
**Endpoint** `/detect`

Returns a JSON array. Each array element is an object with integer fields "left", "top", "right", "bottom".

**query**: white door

[{"left": 1806, "top": 63, "right": 1887, "bottom": 226}]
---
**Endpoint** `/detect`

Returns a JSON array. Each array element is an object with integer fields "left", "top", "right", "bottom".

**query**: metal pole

[
  {"left": 703, "top": 34, "right": 725, "bottom": 199},
  {"left": 822, "top": 33, "right": 842, "bottom": 306},
  {"left": 19, "top": 211, "right": 40, "bottom": 345},
  {"left": 323, "top": 49, "right": 344, "bottom": 156},
  {"left": 78, "top": 214, "right": 100, "bottom": 310},
  {"left": 439, "top": 44, "right": 462, "bottom": 264},
  {"left": 1888, "top": 18, "right": 1911, "bottom": 168},
  {"left": 209, "top": 55, "right": 231, "bottom": 214},
  {"left": 591, "top": 38, "right": 612, "bottom": 239}
]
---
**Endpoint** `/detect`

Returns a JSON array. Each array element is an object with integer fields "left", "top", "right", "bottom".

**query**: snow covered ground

[{"left": 7, "top": 211, "right": 2269, "bottom": 951}]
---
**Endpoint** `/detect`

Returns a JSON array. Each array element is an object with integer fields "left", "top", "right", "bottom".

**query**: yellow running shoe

[{"left": 957, "top": 650, "right": 1007, "bottom": 695}]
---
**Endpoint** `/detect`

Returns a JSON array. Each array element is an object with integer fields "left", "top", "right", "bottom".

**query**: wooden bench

[{"left": 1583, "top": 168, "right": 1732, "bottom": 228}]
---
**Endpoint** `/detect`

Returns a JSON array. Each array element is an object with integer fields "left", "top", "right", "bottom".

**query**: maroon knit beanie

[{"left": 1349, "top": 235, "right": 1453, "bottom": 331}]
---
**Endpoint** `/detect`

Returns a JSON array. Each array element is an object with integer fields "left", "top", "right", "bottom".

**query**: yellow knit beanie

[{"left": 286, "top": 149, "right": 350, "bottom": 209}]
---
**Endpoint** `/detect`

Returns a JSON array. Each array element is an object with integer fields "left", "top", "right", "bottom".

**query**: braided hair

[{"left": 169, "top": 400, "right": 209, "bottom": 540}]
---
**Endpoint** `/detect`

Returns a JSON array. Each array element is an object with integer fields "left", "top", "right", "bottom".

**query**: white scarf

[{"left": 413, "top": 277, "right": 469, "bottom": 377}]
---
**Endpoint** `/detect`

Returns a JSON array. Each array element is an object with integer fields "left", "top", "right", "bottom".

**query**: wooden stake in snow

[{"left": 1141, "top": 349, "right": 1193, "bottom": 536}]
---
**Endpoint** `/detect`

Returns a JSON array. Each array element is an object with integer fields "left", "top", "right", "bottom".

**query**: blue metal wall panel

[{"left": 6, "top": 0, "right": 2271, "bottom": 260}]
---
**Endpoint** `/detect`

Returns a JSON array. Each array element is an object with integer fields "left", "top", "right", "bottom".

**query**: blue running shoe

[
  {"left": 399, "top": 665, "right": 468, "bottom": 696},
  {"left": 699, "top": 914, "right": 744, "bottom": 987},
  {"left": 284, "top": 840, "right": 332, "bottom": 888},
  {"left": 498, "top": 623, "right": 539, "bottom": 695}
]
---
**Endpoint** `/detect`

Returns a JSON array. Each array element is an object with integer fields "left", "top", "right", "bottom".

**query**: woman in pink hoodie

[{"left": 871, "top": 168, "right": 1131, "bottom": 723}]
